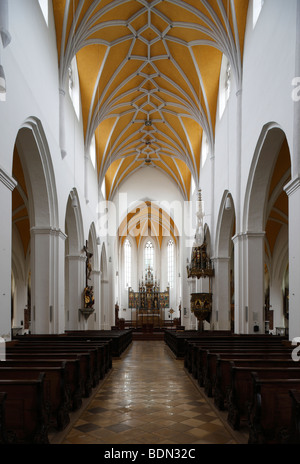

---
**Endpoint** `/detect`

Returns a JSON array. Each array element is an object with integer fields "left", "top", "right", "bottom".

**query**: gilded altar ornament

[{"left": 190, "top": 293, "right": 212, "bottom": 325}]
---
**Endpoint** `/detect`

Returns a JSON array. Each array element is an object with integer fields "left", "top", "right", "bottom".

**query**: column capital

[
  {"left": 91, "top": 270, "right": 101, "bottom": 276},
  {"left": 66, "top": 254, "right": 86, "bottom": 262},
  {"left": 244, "top": 231, "right": 266, "bottom": 239},
  {"left": 232, "top": 231, "right": 265, "bottom": 242},
  {"left": 284, "top": 176, "right": 300, "bottom": 196},
  {"left": 0, "top": 167, "right": 17, "bottom": 191},
  {"left": 30, "top": 226, "right": 67, "bottom": 241}
]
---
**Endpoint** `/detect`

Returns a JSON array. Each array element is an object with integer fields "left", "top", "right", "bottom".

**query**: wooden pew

[
  {"left": 0, "top": 392, "right": 7, "bottom": 444},
  {"left": 213, "top": 352, "right": 293, "bottom": 410},
  {"left": 4, "top": 352, "right": 85, "bottom": 407},
  {"left": 0, "top": 358, "right": 82, "bottom": 411},
  {"left": 15, "top": 335, "right": 113, "bottom": 375},
  {"left": 228, "top": 364, "right": 300, "bottom": 430},
  {"left": 0, "top": 365, "right": 70, "bottom": 431},
  {"left": 6, "top": 345, "right": 95, "bottom": 398},
  {"left": 64, "top": 329, "right": 132, "bottom": 357},
  {"left": 199, "top": 346, "right": 292, "bottom": 394},
  {"left": 248, "top": 373, "right": 300, "bottom": 444},
  {"left": 185, "top": 337, "right": 287, "bottom": 378},
  {"left": 288, "top": 389, "right": 300, "bottom": 444},
  {"left": 203, "top": 345, "right": 293, "bottom": 395},
  {"left": 12, "top": 340, "right": 104, "bottom": 388},
  {"left": 0, "top": 373, "right": 49, "bottom": 444}
]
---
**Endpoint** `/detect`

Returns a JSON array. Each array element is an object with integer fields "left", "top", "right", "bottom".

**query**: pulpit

[{"left": 187, "top": 191, "right": 214, "bottom": 331}]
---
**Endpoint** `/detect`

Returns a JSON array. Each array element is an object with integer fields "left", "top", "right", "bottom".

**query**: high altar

[{"left": 128, "top": 266, "right": 170, "bottom": 328}]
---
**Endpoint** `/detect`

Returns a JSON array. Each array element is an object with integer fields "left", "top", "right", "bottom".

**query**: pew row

[
  {"left": 248, "top": 373, "right": 300, "bottom": 444},
  {"left": 227, "top": 364, "right": 300, "bottom": 431},
  {"left": 0, "top": 373, "right": 49, "bottom": 444},
  {"left": 0, "top": 329, "right": 132, "bottom": 443}
]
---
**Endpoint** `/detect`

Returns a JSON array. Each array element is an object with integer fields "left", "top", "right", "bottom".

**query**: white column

[
  {"left": 232, "top": 233, "right": 245, "bottom": 334},
  {"left": 12, "top": 276, "right": 27, "bottom": 331},
  {"left": 30, "top": 227, "right": 67, "bottom": 334},
  {"left": 0, "top": 167, "right": 17, "bottom": 340},
  {"left": 212, "top": 257, "right": 231, "bottom": 330},
  {"left": 59, "top": 89, "right": 67, "bottom": 159},
  {"left": 244, "top": 232, "right": 265, "bottom": 334},
  {"left": 188, "top": 278, "right": 197, "bottom": 329},
  {"left": 269, "top": 276, "right": 285, "bottom": 331},
  {"left": 101, "top": 279, "right": 109, "bottom": 329},
  {"left": 88, "top": 269, "right": 101, "bottom": 329},
  {"left": 284, "top": 177, "right": 300, "bottom": 340},
  {"left": 54, "top": 229, "right": 67, "bottom": 333},
  {"left": 65, "top": 254, "right": 85, "bottom": 330}
]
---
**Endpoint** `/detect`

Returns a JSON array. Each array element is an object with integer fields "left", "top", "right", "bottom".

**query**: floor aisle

[{"left": 60, "top": 341, "right": 240, "bottom": 445}]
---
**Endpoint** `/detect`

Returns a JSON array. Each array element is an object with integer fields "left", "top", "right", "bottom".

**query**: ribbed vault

[{"left": 53, "top": 0, "right": 249, "bottom": 200}]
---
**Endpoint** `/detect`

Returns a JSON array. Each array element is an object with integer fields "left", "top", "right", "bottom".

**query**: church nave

[{"left": 57, "top": 341, "right": 243, "bottom": 445}]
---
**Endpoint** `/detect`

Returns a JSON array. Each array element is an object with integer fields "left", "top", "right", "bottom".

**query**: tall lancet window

[
  {"left": 144, "top": 241, "right": 154, "bottom": 270},
  {"left": 167, "top": 240, "right": 174, "bottom": 288},
  {"left": 124, "top": 239, "right": 131, "bottom": 288}
]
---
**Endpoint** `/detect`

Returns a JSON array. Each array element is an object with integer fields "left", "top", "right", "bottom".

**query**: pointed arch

[
  {"left": 243, "top": 123, "right": 290, "bottom": 233},
  {"left": 215, "top": 191, "right": 236, "bottom": 258},
  {"left": 14, "top": 116, "right": 59, "bottom": 229}
]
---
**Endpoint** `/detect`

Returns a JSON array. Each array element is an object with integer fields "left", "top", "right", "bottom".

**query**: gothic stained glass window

[{"left": 144, "top": 241, "right": 154, "bottom": 270}]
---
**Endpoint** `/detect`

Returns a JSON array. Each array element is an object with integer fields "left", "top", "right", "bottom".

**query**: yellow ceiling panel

[
  {"left": 97, "top": 1, "right": 141, "bottom": 22},
  {"left": 12, "top": 189, "right": 25, "bottom": 213},
  {"left": 95, "top": 116, "right": 118, "bottom": 172},
  {"left": 12, "top": 147, "right": 27, "bottom": 195},
  {"left": 54, "top": 0, "right": 249, "bottom": 197},
  {"left": 53, "top": 0, "right": 67, "bottom": 62},
  {"left": 77, "top": 44, "right": 108, "bottom": 136},
  {"left": 268, "top": 138, "right": 291, "bottom": 200}
]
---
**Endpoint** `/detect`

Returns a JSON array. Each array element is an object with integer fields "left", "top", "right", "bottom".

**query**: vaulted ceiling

[{"left": 53, "top": 0, "right": 249, "bottom": 200}]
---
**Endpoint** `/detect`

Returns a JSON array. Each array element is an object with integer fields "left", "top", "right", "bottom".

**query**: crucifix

[{"left": 83, "top": 240, "right": 93, "bottom": 288}]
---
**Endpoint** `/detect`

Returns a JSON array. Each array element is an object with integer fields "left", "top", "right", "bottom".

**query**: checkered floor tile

[{"left": 60, "top": 341, "right": 241, "bottom": 445}]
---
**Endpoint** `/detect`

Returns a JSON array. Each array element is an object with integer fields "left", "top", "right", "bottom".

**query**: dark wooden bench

[
  {"left": 15, "top": 335, "right": 113, "bottom": 375},
  {"left": 213, "top": 352, "right": 293, "bottom": 410},
  {"left": 4, "top": 352, "right": 86, "bottom": 406},
  {"left": 0, "top": 392, "right": 7, "bottom": 443},
  {"left": 288, "top": 389, "right": 300, "bottom": 444},
  {"left": 199, "top": 346, "right": 292, "bottom": 394},
  {"left": 0, "top": 366, "right": 70, "bottom": 431},
  {"left": 6, "top": 344, "right": 95, "bottom": 398},
  {"left": 0, "top": 358, "right": 82, "bottom": 411},
  {"left": 203, "top": 346, "right": 293, "bottom": 395},
  {"left": 248, "top": 373, "right": 300, "bottom": 444},
  {"left": 228, "top": 364, "right": 300, "bottom": 430},
  {"left": 185, "top": 337, "right": 287, "bottom": 378},
  {"left": 12, "top": 340, "right": 105, "bottom": 388},
  {"left": 64, "top": 329, "right": 133, "bottom": 357},
  {"left": 183, "top": 333, "right": 285, "bottom": 367},
  {"left": 0, "top": 373, "right": 49, "bottom": 444},
  {"left": 165, "top": 330, "right": 233, "bottom": 358}
]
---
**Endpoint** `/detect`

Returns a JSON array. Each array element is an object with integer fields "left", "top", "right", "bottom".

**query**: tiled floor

[{"left": 58, "top": 341, "right": 242, "bottom": 445}]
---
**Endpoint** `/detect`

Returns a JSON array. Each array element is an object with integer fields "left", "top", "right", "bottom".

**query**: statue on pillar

[
  {"left": 80, "top": 241, "right": 95, "bottom": 320},
  {"left": 83, "top": 240, "right": 93, "bottom": 287}
]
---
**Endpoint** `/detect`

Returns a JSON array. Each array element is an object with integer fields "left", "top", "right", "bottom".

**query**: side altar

[{"left": 128, "top": 266, "right": 169, "bottom": 328}]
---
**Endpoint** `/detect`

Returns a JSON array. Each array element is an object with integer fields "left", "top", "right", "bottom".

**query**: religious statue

[
  {"left": 84, "top": 286, "right": 94, "bottom": 308},
  {"left": 83, "top": 240, "right": 93, "bottom": 287},
  {"left": 80, "top": 241, "right": 95, "bottom": 319}
]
